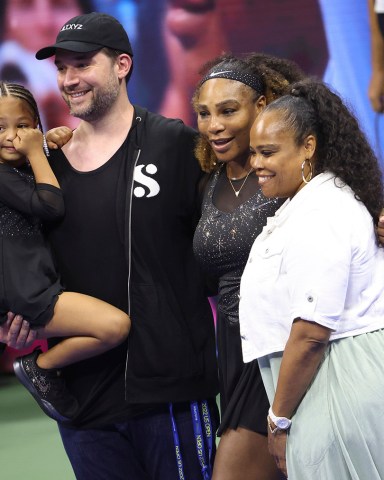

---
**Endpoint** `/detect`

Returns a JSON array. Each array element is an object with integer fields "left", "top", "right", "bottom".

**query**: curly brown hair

[
  {"left": 192, "top": 52, "right": 306, "bottom": 173},
  {"left": 263, "top": 80, "right": 384, "bottom": 223}
]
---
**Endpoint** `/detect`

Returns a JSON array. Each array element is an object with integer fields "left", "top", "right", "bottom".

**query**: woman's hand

[
  {"left": 368, "top": 70, "right": 384, "bottom": 113},
  {"left": 45, "top": 126, "right": 73, "bottom": 149},
  {"left": 268, "top": 428, "right": 288, "bottom": 478},
  {"left": 377, "top": 210, "right": 384, "bottom": 245},
  {"left": 269, "top": 319, "right": 330, "bottom": 478}
]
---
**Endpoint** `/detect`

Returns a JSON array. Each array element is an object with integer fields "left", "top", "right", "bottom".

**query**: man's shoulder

[
  {"left": 136, "top": 105, "right": 197, "bottom": 138},
  {"left": 48, "top": 148, "right": 66, "bottom": 161},
  {"left": 47, "top": 148, "right": 68, "bottom": 173}
]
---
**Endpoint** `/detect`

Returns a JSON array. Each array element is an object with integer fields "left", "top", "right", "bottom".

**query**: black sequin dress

[
  {"left": 193, "top": 166, "right": 282, "bottom": 435},
  {"left": 0, "top": 163, "right": 64, "bottom": 327}
]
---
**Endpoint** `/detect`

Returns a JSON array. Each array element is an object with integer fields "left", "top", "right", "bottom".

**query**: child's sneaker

[{"left": 13, "top": 347, "right": 78, "bottom": 422}]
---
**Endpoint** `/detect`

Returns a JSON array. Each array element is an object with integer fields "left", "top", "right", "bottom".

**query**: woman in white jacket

[{"left": 240, "top": 79, "right": 384, "bottom": 479}]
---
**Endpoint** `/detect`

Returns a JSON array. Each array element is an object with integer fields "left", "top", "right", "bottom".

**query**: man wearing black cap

[{"left": 1, "top": 11, "right": 219, "bottom": 480}]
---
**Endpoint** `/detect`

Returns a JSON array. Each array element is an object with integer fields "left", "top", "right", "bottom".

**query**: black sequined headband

[{"left": 200, "top": 66, "right": 264, "bottom": 94}]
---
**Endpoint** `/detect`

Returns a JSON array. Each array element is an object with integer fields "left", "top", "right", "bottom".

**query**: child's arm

[
  {"left": 4, "top": 128, "right": 65, "bottom": 221},
  {"left": 45, "top": 126, "right": 73, "bottom": 150},
  {"left": 13, "top": 128, "right": 59, "bottom": 187}
]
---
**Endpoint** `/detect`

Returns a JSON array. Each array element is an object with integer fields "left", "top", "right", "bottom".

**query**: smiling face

[
  {"left": 0, "top": 96, "right": 37, "bottom": 167},
  {"left": 55, "top": 49, "right": 123, "bottom": 122},
  {"left": 195, "top": 77, "right": 264, "bottom": 165},
  {"left": 250, "top": 109, "right": 316, "bottom": 198}
]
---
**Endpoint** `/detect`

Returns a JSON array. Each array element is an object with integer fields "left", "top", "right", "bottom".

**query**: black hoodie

[{"left": 47, "top": 106, "right": 219, "bottom": 428}]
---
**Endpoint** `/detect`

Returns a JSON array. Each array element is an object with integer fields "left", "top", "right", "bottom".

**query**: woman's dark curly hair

[
  {"left": 263, "top": 80, "right": 384, "bottom": 223},
  {"left": 192, "top": 52, "right": 306, "bottom": 173}
]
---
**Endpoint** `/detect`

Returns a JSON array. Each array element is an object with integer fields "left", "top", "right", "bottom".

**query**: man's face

[{"left": 54, "top": 49, "right": 121, "bottom": 121}]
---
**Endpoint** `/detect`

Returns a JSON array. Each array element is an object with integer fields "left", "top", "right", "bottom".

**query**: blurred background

[
  {"left": 0, "top": 1, "right": 380, "bottom": 151},
  {"left": 0, "top": 1, "right": 381, "bottom": 152},
  {"left": 0, "top": 0, "right": 381, "bottom": 478}
]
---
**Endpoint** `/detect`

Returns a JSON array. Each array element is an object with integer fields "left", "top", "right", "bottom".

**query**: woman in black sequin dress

[
  {"left": 192, "top": 54, "right": 305, "bottom": 480},
  {"left": 0, "top": 82, "right": 130, "bottom": 422}
]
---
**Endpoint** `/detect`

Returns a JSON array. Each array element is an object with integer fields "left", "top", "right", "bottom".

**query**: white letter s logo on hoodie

[{"left": 133, "top": 164, "right": 160, "bottom": 198}]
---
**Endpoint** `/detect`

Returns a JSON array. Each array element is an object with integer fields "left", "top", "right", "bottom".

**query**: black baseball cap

[{"left": 36, "top": 12, "right": 133, "bottom": 60}]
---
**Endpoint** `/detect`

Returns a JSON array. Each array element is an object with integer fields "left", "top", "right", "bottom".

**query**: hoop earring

[{"left": 301, "top": 159, "right": 313, "bottom": 184}]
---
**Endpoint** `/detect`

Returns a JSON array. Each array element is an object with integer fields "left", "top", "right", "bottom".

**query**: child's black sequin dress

[{"left": 0, "top": 162, "right": 64, "bottom": 327}]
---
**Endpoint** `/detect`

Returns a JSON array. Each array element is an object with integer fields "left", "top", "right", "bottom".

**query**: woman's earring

[{"left": 301, "top": 159, "right": 313, "bottom": 184}]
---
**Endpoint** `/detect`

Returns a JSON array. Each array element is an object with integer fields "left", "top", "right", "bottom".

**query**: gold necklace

[{"left": 227, "top": 168, "right": 253, "bottom": 197}]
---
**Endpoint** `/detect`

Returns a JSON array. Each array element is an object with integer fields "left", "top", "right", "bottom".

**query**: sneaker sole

[{"left": 13, "top": 357, "right": 71, "bottom": 423}]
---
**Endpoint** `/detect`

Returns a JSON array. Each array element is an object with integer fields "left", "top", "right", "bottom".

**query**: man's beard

[{"left": 64, "top": 75, "right": 120, "bottom": 122}]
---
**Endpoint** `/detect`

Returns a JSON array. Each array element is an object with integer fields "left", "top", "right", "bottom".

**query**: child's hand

[
  {"left": 13, "top": 128, "right": 44, "bottom": 157},
  {"left": 46, "top": 126, "right": 73, "bottom": 149}
]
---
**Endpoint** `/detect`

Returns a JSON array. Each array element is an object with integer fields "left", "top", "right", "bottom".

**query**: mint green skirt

[{"left": 259, "top": 329, "right": 384, "bottom": 479}]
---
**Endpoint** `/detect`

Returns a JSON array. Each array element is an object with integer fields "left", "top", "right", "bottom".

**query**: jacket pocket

[{"left": 248, "top": 238, "right": 284, "bottom": 285}]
